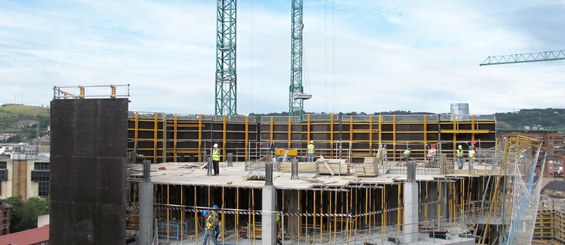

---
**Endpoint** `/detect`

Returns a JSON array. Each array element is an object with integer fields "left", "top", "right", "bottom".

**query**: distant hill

[
  {"left": 0, "top": 104, "right": 50, "bottom": 142},
  {"left": 495, "top": 109, "right": 565, "bottom": 128}
]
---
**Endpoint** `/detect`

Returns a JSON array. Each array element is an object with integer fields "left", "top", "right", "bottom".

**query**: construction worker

[
  {"left": 212, "top": 143, "right": 221, "bottom": 175},
  {"left": 202, "top": 210, "right": 219, "bottom": 245},
  {"left": 380, "top": 144, "right": 388, "bottom": 164},
  {"left": 276, "top": 213, "right": 283, "bottom": 245},
  {"left": 307, "top": 140, "right": 315, "bottom": 162},
  {"left": 427, "top": 144, "right": 437, "bottom": 167},
  {"left": 402, "top": 147, "right": 411, "bottom": 163},
  {"left": 468, "top": 146, "right": 476, "bottom": 170},
  {"left": 456, "top": 145, "right": 464, "bottom": 169},
  {"left": 212, "top": 204, "right": 221, "bottom": 240}
]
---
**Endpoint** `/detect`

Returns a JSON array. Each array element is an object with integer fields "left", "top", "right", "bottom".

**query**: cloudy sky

[{"left": 0, "top": 0, "right": 564, "bottom": 115}]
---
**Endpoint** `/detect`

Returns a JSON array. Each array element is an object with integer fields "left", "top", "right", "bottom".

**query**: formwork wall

[
  {"left": 128, "top": 113, "right": 496, "bottom": 163},
  {"left": 51, "top": 98, "right": 128, "bottom": 244}
]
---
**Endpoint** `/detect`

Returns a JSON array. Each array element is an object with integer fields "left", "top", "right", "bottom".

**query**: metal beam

[
  {"left": 480, "top": 50, "right": 565, "bottom": 66},
  {"left": 215, "top": 0, "right": 237, "bottom": 115}
]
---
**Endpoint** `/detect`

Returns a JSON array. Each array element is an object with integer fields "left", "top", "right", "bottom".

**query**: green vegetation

[
  {"left": 0, "top": 104, "right": 50, "bottom": 142},
  {"left": 496, "top": 109, "right": 565, "bottom": 128},
  {"left": 5, "top": 196, "right": 49, "bottom": 233}
]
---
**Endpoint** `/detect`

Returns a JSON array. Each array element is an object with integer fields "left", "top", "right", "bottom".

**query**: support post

[
  {"left": 207, "top": 157, "right": 213, "bottom": 176},
  {"left": 291, "top": 158, "right": 299, "bottom": 180},
  {"left": 227, "top": 153, "right": 233, "bottom": 167},
  {"left": 262, "top": 161, "right": 276, "bottom": 245},
  {"left": 403, "top": 161, "right": 418, "bottom": 243},
  {"left": 139, "top": 160, "right": 154, "bottom": 245}
]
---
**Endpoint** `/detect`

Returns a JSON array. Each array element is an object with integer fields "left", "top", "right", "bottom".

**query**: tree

[{"left": 5, "top": 196, "right": 49, "bottom": 233}]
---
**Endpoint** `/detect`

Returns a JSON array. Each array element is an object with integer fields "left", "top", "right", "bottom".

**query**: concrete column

[
  {"left": 286, "top": 191, "right": 299, "bottom": 240},
  {"left": 291, "top": 158, "right": 299, "bottom": 180},
  {"left": 262, "top": 162, "right": 276, "bottom": 245},
  {"left": 138, "top": 161, "right": 154, "bottom": 245},
  {"left": 441, "top": 181, "right": 448, "bottom": 219},
  {"left": 207, "top": 157, "right": 213, "bottom": 176},
  {"left": 227, "top": 153, "right": 233, "bottom": 167},
  {"left": 403, "top": 162, "right": 419, "bottom": 243}
]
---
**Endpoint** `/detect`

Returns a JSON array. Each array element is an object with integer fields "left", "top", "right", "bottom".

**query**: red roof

[{"left": 0, "top": 225, "right": 49, "bottom": 245}]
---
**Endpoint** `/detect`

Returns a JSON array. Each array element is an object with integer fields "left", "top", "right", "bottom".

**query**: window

[
  {"left": 34, "top": 162, "right": 49, "bottom": 170},
  {"left": 38, "top": 181, "right": 49, "bottom": 197},
  {"left": 0, "top": 170, "right": 7, "bottom": 181},
  {"left": 31, "top": 171, "right": 49, "bottom": 182},
  {"left": 32, "top": 162, "right": 49, "bottom": 197}
]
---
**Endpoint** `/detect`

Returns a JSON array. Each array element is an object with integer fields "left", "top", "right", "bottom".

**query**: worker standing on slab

[
  {"left": 307, "top": 140, "right": 315, "bottom": 162},
  {"left": 212, "top": 143, "right": 221, "bottom": 175},
  {"left": 456, "top": 145, "right": 464, "bottom": 169},
  {"left": 468, "top": 146, "right": 476, "bottom": 170},
  {"left": 202, "top": 210, "right": 219, "bottom": 245},
  {"left": 402, "top": 147, "right": 411, "bottom": 163},
  {"left": 380, "top": 144, "right": 388, "bottom": 165},
  {"left": 427, "top": 144, "right": 437, "bottom": 167}
]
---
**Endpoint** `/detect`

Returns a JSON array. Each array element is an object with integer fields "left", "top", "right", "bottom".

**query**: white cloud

[{"left": 0, "top": 0, "right": 563, "bottom": 115}]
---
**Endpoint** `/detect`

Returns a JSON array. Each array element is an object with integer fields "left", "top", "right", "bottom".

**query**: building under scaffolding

[{"left": 124, "top": 112, "right": 555, "bottom": 244}]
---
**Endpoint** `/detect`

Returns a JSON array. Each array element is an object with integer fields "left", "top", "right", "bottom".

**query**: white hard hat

[
  {"left": 458, "top": 145, "right": 462, "bottom": 149},
  {"left": 310, "top": 140, "right": 313, "bottom": 143},
  {"left": 214, "top": 143, "right": 218, "bottom": 148}
]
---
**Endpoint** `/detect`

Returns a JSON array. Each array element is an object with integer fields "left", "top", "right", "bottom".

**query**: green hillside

[
  {"left": 0, "top": 104, "right": 50, "bottom": 142},
  {"left": 495, "top": 108, "right": 565, "bottom": 129}
]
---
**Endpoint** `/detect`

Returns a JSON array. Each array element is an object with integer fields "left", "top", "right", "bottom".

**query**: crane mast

[
  {"left": 215, "top": 0, "right": 237, "bottom": 115},
  {"left": 289, "top": 0, "right": 311, "bottom": 120}
]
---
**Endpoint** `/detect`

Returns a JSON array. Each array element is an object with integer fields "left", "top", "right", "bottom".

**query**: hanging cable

[
  {"left": 249, "top": 0, "right": 254, "bottom": 112},
  {"left": 324, "top": 0, "right": 328, "bottom": 113},
  {"left": 332, "top": 0, "right": 335, "bottom": 113}
]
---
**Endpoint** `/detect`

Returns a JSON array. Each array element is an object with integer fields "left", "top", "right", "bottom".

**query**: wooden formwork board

[
  {"left": 317, "top": 159, "right": 348, "bottom": 176},
  {"left": 279, "top": 162, "right": 318, "bottom": 173}
]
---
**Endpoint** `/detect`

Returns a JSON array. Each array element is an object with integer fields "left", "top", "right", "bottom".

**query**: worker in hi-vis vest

[
  {"left": 307, "top": 140, "right": 315, "bottom": 162},
  {"left": 456, "top": 145, "right": 464, "bottom": 169},
  {"left": 468, "top": 146, "right": 476, "bottom": 170},
  {"left": 402, "top": 147, "right": 411, "bottom": 162},
  {"left": 212, "top": 143, "right": 221, "bottom": 175}
]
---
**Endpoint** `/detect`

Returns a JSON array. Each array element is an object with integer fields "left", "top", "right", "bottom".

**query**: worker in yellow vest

[
  {"left": 202, "top": 209, "right": 219, "bottom": 245},
  {"left": 307, "top": 140, "right": 315, "bottom": 162},
  {"left": 468, "top": 146, "right": 476, "bottom": 170},
  {"left": 456, "top": 145, "right": 464, "bottom": 169},
  {"left": 402, "top": 147, "right": 411, "bottom": 163},
  {"left": 212, "top": 143, "right": 221, "bottom": 175}
]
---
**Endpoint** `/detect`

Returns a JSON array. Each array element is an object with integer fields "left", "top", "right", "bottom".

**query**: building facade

[{"left": 0, "top": 157, "right": 49, "bottom": 200}]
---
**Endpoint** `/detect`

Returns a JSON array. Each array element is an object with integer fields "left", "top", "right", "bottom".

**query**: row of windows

[
  {"left": 31, "top": 171, "right": 49, "bottom": 182},
  {"left": 34, "top": 162, "right": 49, "bottom": 170}
]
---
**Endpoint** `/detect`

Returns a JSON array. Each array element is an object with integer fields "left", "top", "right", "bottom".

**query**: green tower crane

[
  {"left": 215, "top": 0, "right": 237, "bottom": 115},
  {"left": 289, "top": 0, "right": 311, "bottom": 120},
  {"left": 480, "top": 49, "right": 565, "bottom": 66}
]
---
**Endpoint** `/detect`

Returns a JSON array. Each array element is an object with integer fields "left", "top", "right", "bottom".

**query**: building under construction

[
  {"left": 45, "top": 85, "right": 552, "bottom": 245},
  {"left": 122, "top": 106, "right": 548, "bottom": 244}
]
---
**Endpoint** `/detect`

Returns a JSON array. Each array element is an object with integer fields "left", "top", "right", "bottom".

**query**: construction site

[
  {"left": 118, "top": 109, "right": 549, "bottom": 245},
  {"left": 44, "top": 1, "right": 565, "bottom": 245}
]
